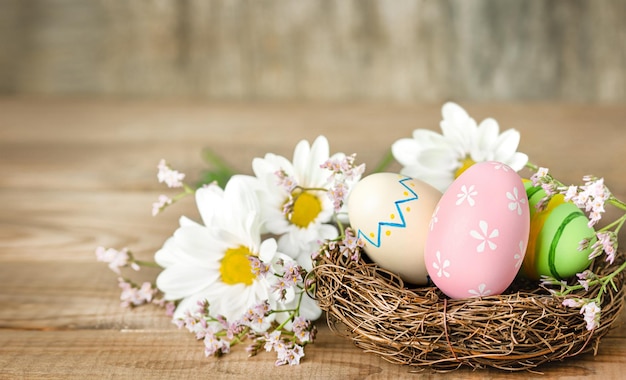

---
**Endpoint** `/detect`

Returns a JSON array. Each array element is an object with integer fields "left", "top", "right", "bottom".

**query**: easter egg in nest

[
  {"left": 522, "top": 181, "right": 596, "bottom": 280},
  {"left": 424, "top": 161, "right": 530, "bottom": 299},
  {"left": 347, "top": 172, "right": 442, "bottom": 285}
]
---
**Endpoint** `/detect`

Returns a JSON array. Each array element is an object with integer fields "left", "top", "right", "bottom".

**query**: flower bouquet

[{"left": 97, "top": 103, "right": 625, "bottom": 371}]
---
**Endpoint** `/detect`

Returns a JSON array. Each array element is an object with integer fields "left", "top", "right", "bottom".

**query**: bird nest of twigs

[{"left": 310, "top": 245, "right": 625, "bottom": 372}]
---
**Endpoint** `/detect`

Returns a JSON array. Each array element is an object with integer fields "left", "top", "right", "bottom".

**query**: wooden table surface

[{"left": 1, "top": 98, "right": 625, "bottom": 379}]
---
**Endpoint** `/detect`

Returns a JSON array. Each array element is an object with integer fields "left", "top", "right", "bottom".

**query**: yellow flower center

[
  {"left": 289, "top": 192, "right": 322, "bottom": 228},
  {"left": 220, "top": 246, "right": 255, "bottom": 286},
  {"left": 455, "top": 157, "right": 476, "bottom": 178}
]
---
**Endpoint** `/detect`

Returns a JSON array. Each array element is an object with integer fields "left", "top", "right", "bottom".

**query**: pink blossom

[
  {"left": 563, "top": 185, "right": 578, "bottom": 202},
  {"left": 578, "top": 237, "right": 591, "bottom": 251},
  {"left": 157, "top": 159, "right": 185, "bottom": 188},
  {"left": 320, "top": 154, "right": 365, "bottom": 212},
  {"left": 282, "top": 261, "right": 303, "bottom": 285},
  {"left": 118, "top": 279, "right": 156, "bottom": 308},
  {"left": 320, "top": 154, "right": 364, "bottom": 181},
  {"left": 327, "top": 182, "right": 348, "bottom": 212},
  {"left": 339, "top": 228, "right": 364, "bottom": 261},
  {"left": 96, "top": 246, "right": 138, "bottom": 274},
  {"left": 204, "top": 332, "right": 230, "bottom": 356},
  {"left": 275, "top": 344, "right": 305, "bottom": 366},
  {"left": 271, "top": 277, "right": 292, "bottom": 301},
  {"left": 152, "top": 194, "right": 172, "bottom": 216},
  {"left": 530, "top": 167, "right": 549, "bottom": 186},
  {"left": 274, "top": 169, "right": 298, "bottom": 193},
  {"left": 575, "top": 270, "right": 592, "bottom": 291},
  {"left": 249, "top": 256, "right": 270, "bottom": 277},
  {"left": 595, "top": 231, "right": 617, "bottom": 264},
  {"left": 281, "top": 195, "right": 295, "bottom": 218},
  {"left": 263, "top": 330, "right": 282, "bottom": 352},
  {"left": 540, "top": 182, "right": 557, "bottom": 197},
  {"left": 581, "top": 301, "right": 601, "bottom": 331},
  {"left": 562, "top": 298, "right": 584, "bottom": 308},
  {"left": 164, "top": 301, "right": 176, "bottom": 317},
  {"left": 240, "top": 302, "right": 271, "bottom": 332},
  {"left": 292, "top": 316, "right": 312, "bottom": 343}
]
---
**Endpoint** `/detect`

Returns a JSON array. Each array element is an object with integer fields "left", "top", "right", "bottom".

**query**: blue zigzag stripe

[{"left": 356, "top": 176, "right": 419, "bottom": 248}]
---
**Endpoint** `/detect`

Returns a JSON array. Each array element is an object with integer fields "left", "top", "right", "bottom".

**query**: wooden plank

[{"left": 0, "top": 329, "right": 625, "bottom": 379}]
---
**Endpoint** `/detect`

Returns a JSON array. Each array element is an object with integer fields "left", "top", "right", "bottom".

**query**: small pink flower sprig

[
  {"left": 176, "top": 261, "right": 317, "bottom": 366},
  {"left": 314, "top": 227, "right": 365, "bottom": 263},
  {"left": 152, "top": 159, "right": 196, "bottom": 216},
  {"left": 528, "top": 163, "right": 626, "bottom": 331},
  {"left": 99, "top": 160, "right": 198, "bottom": 311},
  {"left": 95, "top": 246, "right": 174, "bottom": 312},
  {"left": 154, "top": 149, "right": 238, "bottom": 216}
]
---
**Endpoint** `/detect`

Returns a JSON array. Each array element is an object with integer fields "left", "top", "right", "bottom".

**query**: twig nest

[{"left": 310, "top": 245, "right": 625, "bottom": 371}]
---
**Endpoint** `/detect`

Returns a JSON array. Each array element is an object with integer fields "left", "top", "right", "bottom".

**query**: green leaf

[{"left": 197, "top": 148, "right": 237, "bottom": 188}]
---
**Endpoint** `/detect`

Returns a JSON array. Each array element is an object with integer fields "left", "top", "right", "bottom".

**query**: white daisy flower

[
  {"left": 252, "top": 136, "right": 343, "bottom": 270},
  {"left": 392, "top": 102, "right": 528, "bottom": 192},
  {"left": 155, "top": 175, "right": 287, "bottom": 322}
]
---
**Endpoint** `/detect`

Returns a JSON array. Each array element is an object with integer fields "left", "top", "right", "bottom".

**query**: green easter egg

[
  {"left": 523, "top": 180, "right": 543, "bottom": 212},
  {"left": 521, "top": 182, "right": 596, "bottom": 280}
]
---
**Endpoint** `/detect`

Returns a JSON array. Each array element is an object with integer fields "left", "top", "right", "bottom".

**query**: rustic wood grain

[
  {"left": 1, "top": 329, "right": 625, "bottom": 379},
  {"left": 0, "top": 0, "right": 624, "bottom": 102},
  {"left": 0, "top": 98, "right": 625, "bottom": 378}
]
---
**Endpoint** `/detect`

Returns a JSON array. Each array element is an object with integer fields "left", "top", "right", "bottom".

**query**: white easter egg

[{"left": 347, "top": 172, "right": 442, "bottom": 285}]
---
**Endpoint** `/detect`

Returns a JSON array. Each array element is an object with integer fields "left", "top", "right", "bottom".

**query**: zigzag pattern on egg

[{"left": 356, "top": 176, "right": 418, "bottom": 248}]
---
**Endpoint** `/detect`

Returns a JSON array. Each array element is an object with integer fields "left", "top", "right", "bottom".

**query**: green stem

[
  {"left": 273, "top": 291, "right": 304, "bottom": 332},
  {"left": 168, "top": 184, "right": 195, "bottom": 203},
  {"left": 595, "top": 260, "right": 626, "bottom": 303},
  {"left": 134, "top": 260, "right": 161, "bottom": 268},
  {"left": 560, "top": 260, "right": 626, "bottom": 296},
  {"left": 598, "top": 213, "right": 626, "bottom": 233},
  {"left": 525, "top": 162, "right": 539, "bottom": 171},
  {"left": 608, "top": 196, "right": 626, "bottom": 212},
  {"left": 229, "top": 326, "right": 250, "bottom": 346},
  {"left": 336, "top": 217, "right": 346, "bottom": 239},
  {"left": 295, "top": 185, "right": 328, "bottom": 193}
]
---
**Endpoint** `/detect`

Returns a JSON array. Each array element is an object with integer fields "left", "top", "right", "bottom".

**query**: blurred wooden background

[{"left": 0, "top": 0, "right": 624, "bottom": 102}]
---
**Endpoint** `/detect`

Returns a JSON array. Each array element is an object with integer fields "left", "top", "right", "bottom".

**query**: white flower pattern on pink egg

[
  {"left": 456, "top": 184, "right": 478, "bottom": 206},
  {"left": 468, "top": 283, "right": 493, "bottom": 297},
  {"left": 469, "top": 220, "right": 499, "bottom": 253},
  {"left": 506, "top": 187, "right": 526, "bottom": 216},
  {"left": 514, "top": 240, "right": 524, "bottom": 269},
  {"left": 429, "top": 205, "right": 440, "bottom": 231},
  {"left": 432, "top": 251, "right": 450, "bottom": 278},
  {"left": 490, "top": 162, "right": 511, "bottom": 171}
]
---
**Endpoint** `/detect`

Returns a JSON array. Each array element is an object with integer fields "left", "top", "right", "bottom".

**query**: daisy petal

[
  {"left": 506, "top": 152, "right": 529, "bottom": 171},
  {"left": 474, "top": 118, "right": 500, "bottom": 161},
  {"left": 306, "top": 136, "right": 330, "bottom": 186},
  {"left": 391, "top": 138, "right": 422, "bottom": 165},
  {"left": 173, "top": 224, "right": 223, "bottom": 265},
  {"left": 418, "top": 147, "right": 459, "bottom": 170},
  {"left": 154, "top": 237, "right": 178, "bottom": 267},
  {"left": 156, "top": 265, "right": 219, "bottom": 301},
  {"left": 299, "top": 293, "right": 323, "bottom": 320},
  {"left": 195, "top": 184, "right": 224, "bottom": 227},
  {"left": 493, "top": 128, "right": 521, "bottom": 162}
]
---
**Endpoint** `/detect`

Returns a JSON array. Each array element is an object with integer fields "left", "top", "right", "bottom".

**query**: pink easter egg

[{"left": 424, "top": 161, "right": 530, "bottom": 299}]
